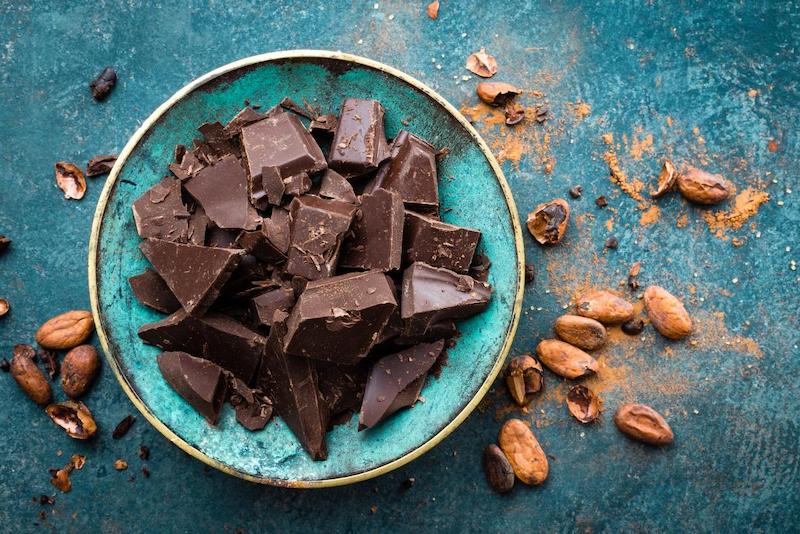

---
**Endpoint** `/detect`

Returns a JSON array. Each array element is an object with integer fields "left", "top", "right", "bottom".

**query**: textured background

[{"left": 0, "top": 1, "right": 798, "bottom": 532}]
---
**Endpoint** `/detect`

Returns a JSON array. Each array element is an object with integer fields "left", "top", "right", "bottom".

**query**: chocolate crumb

[
  {"left": 0, "top": 358, "right": 10, "bottom": 372},
  {"left": 595, "top": 196, "right": 608, "bottom": 208},
  {"left": 568, "top": 185, "right": 583, "bottom": 199},
  {"left": 621, "top": 319, "right": 644, "bottom": 336},
  {"left": 402, "top": 477, "right": 416, "bottom": 489},
  {"left": 534, "top": 105, "right": 549, "bottom": 123},
  {"left": 525, "top": 264, "right": 536, "bottom": 284},
  {"left": 39, "top": 495, "right": 55, "bottom": 506},
  {"left": 138, "top": 445, "right": 150, "bottom": 460},
  {"left": 435, "top": 147, "right": 450, "bottom": 161},
  {"left": 86, "top": 155, "right": 117, "bottom": 177},
  {"left": 112, "top": 415, "right": 135, "bottom": 439},
  {"left": 0, "top": 236, "right": 10, "bottom": 254},
  {"left": 89, "top": 67, "right": 117, "bottom": 101},
  {"left": 141, "top": 466, "right": 150, "bottom": 478},
  {"left": 605, "top": 236, "right": 619, "bottom": 249}
]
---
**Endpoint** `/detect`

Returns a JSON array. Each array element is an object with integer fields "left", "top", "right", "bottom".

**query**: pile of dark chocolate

[{"left": 129, "top": 97, "right": 493, "bottom": 460}]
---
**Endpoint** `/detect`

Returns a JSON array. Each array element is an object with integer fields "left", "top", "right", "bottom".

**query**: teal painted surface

[
  {"left": 94, "top": 56, "right": 521, "bottom": 483},
  {"left": 0, "top": 1, "right": 798, "bottom": 532}
]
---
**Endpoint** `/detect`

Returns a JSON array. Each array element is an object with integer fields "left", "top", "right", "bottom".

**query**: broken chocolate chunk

[
  {"left": 132, "top": 177, "right": 189, "bottom": 242},
  {"left": 359, "top": 340, "right": 444, "bottom": 429},
  {"left": 310, "top": 114, "right": 337, "bottom": 136},
  {"left": 402, "top": 211, "right": 480, "bottom": 272},
  {"left": 366, "top": 131, "right": 439, "bottom": 211},
  {"left": 139, "top": 310, "right": 265, "bottom": 383},
  {"left": 259, "top": 166, "right": 285, "bottom": 207},
  {"left": 260, "top": 312, "right": 328, "bottom": 459},
  {"left": 184, "top": 155, "right": 258, "bottom": 230},
  {"left": 186, "top": 206, "right": 209, "bottom": 245},
  {"left": 340, "top": 189, "right": 404, "bottom": 271},
  {"left": 401, "top": 262, "right": 492, "bottom": 333},
  {"left": 318, "top": 169, "right": 357, "bottom": 204},
  {"left": 283, "top": 271, "right": 397, "bottom": 364},
  {"left": 235, "top": 393, "right": 273, "bottom": 431},
  {"left": 317, "top": 362, "right": 368, "bottom": 423},
  {"left": 328, "top": 99, "right": 390, "bottom": 178},
  {"left": 282, "top": 172, "right": 312, "bottom": 197},
  {"left": 236, "top": 225, "right": 287, "bottom": 265},
  {"left": 279, "top": 97, "right": 316, "bottom": 120},
  {"left": 139, "top": 239, "right": 243, "bottom": 315},
  {"left": 157, "top": 351, "right": 227, "bottom": 425},
  {"left": 86, "top": 155, "right": 117, "bottom": 177},
  {"left": 89, "top": 67, "right": 116, "bottom": 101},
  {"left": 241, "top": 112, "right": 327, "bottom": 190},
  {"left": 223, "top": 107, "right": 269, "bottom": 137},
  {"left": 285, "top": 195, "right": 356, "bottom": 280},
  {"left": 251, "top": 287, "right": 296, "bottom": 327},
  {"left": 129, "top": 268, "right": 181, "bottom": 314}
]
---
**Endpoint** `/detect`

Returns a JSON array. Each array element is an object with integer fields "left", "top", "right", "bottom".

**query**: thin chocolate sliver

[
  {"left": 358, "top": 340, "right": 444, "bottom": 430},
  {"left": 86, "top": 155, "right": 117, "bottom": 176}
]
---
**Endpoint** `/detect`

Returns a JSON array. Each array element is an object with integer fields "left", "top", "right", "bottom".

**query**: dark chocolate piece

[
  {"left": 401, "top": 262, "right": 492, "bottom": 333},
  {"left": 283, "top": 271, "right": 397, "bottom": 364},
  {"left": 139, "top": 238, "right": 243, "bottom": 315},
  {"left": 396, "top": 320, "right": 458, "bottom": 345},
  {"left": 340, "top": 189, "right": 404, "bottom": 271},
  {"left": 197, "top": 121, "right": 240, "bottom": 159},
  {"left": 131, "top": 177, "right": 189, "bottom": 242},
  {"left": 328, "top": 98, "right": 390, "bottom": 178},
  {"left": 187, "top": 205, "right": 209, "bottom": 245},
  {"left": 129, "top": 268, "right": 180, "bottom": 314},
  {"left": 260, "top": 311, "right": 328, "bottom": 460},
  {"left": 240, "top": 112, "right": 327, "bottom": 190},
  {"left": 317, "top": 362, "right": 368, "bottom": 423},
  {"left": 285, "top": 195, "right": 356, "bottom": 280},
  {"left": 228, "top": 377, "right": 273, "bottom": 431},
  {"left": 279, "top": 97, "right": 316, "bottom": 120},
  {"left": 168, "top": 148, "right": 205, "bottom": 180},
  {"left": 266, "top": 207, "right": 291, "bottom": 255},
  {"left": 140, "top": 310, "right": 266, "bottom": 383},
  {"left": 223, "top": 107, "right": 268, "bottom": 137},
  {"left": 403, "top": 211, "right": 480, "bottom": 272},
  {"left": 358, "top": 340, "right": 444, "bottom": 429},
  {"left": 318, "top": 169, "right": 357, "bottom": 203},
  {"left": 218, "top": 254, "right": 272, "bottom": 300},
  {"left": 86, "top": 155, "right": 117, "bottom": 176},
  {"left": 184, "top": 155, "right": 259, "bottom": 230},
  {"left": 309, "top": 114, "right": 337, "bottom": 136},
  {"left": 157, "top": 351, "right": 227, "bottom": 425},
  {"left": 259, "top": 166, "right": 285, "bottom": 207},
  {"left": 236, "top": 223, "right": 288, "bottom": 264},
  {"left": 469, "top": 253, "right": 491, "bottom": 282},
  {"left": 282, "top": 172, "right": 312, "bottom": 197},
  {"left": 366, "top": 131, "right": 439, "bottom": 210},
  {"left": 205, "top": 226, "right": 241, "bottom": 248},
  {"left": 251, "top": 287, "right": 296, "bottom": 327}
]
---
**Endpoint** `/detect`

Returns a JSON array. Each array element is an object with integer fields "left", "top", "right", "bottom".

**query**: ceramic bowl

[{"left": 89, "top": 50, "right": 524, "bottom": 487}]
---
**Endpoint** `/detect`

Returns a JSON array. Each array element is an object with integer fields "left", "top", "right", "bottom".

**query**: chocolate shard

[
  {"left": 309, "top": 113, "right": 337, "bottom": 136},
  {"left": 197, "top": 121, "right": 240, "bottom": 159},
  {"left": 240, "top": 112, "right": 327, "bottom": 192},
  {"left": 205, "top": 226, "right": 241, "bottom": 248},
  {"left": 340, "top": 189, "right": 404, "bottom": 271},
  {"left": 318, "top": 169, "right": 357, "bottom": 203},
  {"left": 139, "top": 310, "right": 266, "bottom": 383},
  {"left": 251, "top": 287, "right": 296, "bottom": 327},
  {"left": 396, "top": 320, "right": 458, "bottom": 345},
  {"left": 266, "top": 207, "right": 291, "bottom": 255},
  {"left": 366, "top": 131, "right": 439, "bottom": 211},
  {"left": 129, "top": 268, "right": 180, "bottom": 314},
  {"left": 282, "top": 172, "right": 312, "bottom": 197},
  {"left": 236, "top": 224, "right": 287, "bottom": 265},
  {"left": 285, "top": 195, "right": 356, "bottom": 280},
  {"left": 403, "top": 211, "right": 481, "bottom": 272},
  {"left": 168, "top": 148, "right": 205, "bottom": 180},
  {"left": 260, "top": 166, "right": 285, "bottom": 207},
  {"left": 328, "top": 98, "right": 390, "bottom": 178},
  {"left": 187, "top": 205, "right": 209, "bottom": 245},
  {"left": 358, "top": 340, "right": 444, "bottom": 430},
  {"left": 283, "top": 271, "right": 397, "bottom": 364},
  {"left": 260, "top": 311, "right": 328, "bottom": 460},
  {"left": 139, "top": 239, "right": 244, "bottom": 315},
  {"left": 223, "top": 107, "right": 268, "bottom": 137},
  {"left": 401, "top": 262, "right": 492, "bottom": 333},
  {"left": 228, "top": 377, "right": 273, "bottom": 431},
  {"left": 157, "top": 351, "right": 228, "bottom": 425},
  {"left": 86, "top": 155, "right": 117, "bottom": 177},
  {"left": 184, "top": 155, "right": 259, "bottom": 230},
  {"left": 131, "top": 177, "right": 189, "bottom": 242}
]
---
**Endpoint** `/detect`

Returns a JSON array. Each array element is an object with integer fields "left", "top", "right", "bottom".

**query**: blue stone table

[{"left": 0, "top": 1, "right": 797, "bottom": 531}]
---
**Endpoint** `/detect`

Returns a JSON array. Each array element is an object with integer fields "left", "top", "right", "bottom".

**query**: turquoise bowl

[{"left": 89, "top": 51, "right": 524, "bottom": 487}]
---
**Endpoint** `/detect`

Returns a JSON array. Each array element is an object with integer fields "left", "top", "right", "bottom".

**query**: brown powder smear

[
  {"left": 571, "top": 100, "right": 592, "bottom": 120},
  {"left": 702, "top": 188, "right": 770, "bottom": 238},
  {"left": 691, "top": 310, "right": 764, "bottom": 359},
  {"left": 628, "top": 130, "right": 654, "bottom": 160},
  {"left": 639, "top": 205, "right": 661, "bottom": 227},
  {"left": 601, "top": 133, "right": 646, "bottom": 205}
]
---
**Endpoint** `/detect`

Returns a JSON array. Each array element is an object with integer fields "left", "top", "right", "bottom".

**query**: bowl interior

[{"left": 92, "top": 53, "right": 522, "bottom": 486}]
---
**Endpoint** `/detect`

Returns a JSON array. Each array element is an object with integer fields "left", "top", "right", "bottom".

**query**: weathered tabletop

[{"left": 0, "top": 1, "right": 797, "bottom": 532}]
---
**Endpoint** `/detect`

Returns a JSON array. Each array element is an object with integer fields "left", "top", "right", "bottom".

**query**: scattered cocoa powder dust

[
  {"left": 601, "top": 133, "right": 646, "bottom": 204},
  {"left": 676, "top": 213, "right": 689, "bottom": 228},
  {"left": 702, "top": 187, "right": 770, "bottom": 238},
  {"left": 605, "top": 217, "right": 614, "bottom": 232},
  {"left": 639, "top": 205, "right": 661, "bottom": 226},
  {"left": 767, "top": 139, "right": 779, "bottom": 152},
  {"left": 628, "top": 129, "right": 654, "bottom": 160},
  {"left": 689, "top": 310, "right": 763, "bottom": 359},
  {"left": 747, "top": 88, "right": 759, "bottom": 98},
  {"left": 571, "top": 100, "right": 592, "bottom": 120}
]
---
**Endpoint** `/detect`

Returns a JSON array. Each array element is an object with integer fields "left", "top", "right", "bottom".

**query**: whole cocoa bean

[
  {"left": 644, "top": 286, "right": 692, "bottom": 340},
  {"left": 677, "top": 166, "right": 732, "bottom": 205},
  {"left": 482, "top": 444, "right": 515, "bottom": 493},
  {"left": 35, "top": 310, "right": 94, "bottom": 350},
  {"left": 614, "top": 403, "right": 674, "bottom": 445},
  {"left": 535, "top": 339, "right": 598, "bottom": 379},
  {"left": 554, "top": 315, "right": 607, "bottom": 350},
  {"left": 61, "top": 345, "right": 100, "bottom": 398},
  {"left": 575, "top": 290, "right": 634, "bottom": 324},
  {"left": 10, "top": 344, "right": 51, "bottom": 405},
  {"left": 498, "top": 419, "right": 548, "bottom": 485}
]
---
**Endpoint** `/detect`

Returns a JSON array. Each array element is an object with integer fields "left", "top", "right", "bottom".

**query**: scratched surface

[{"left": 0, "top": 1, "right": 798, "bottom": 532}]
